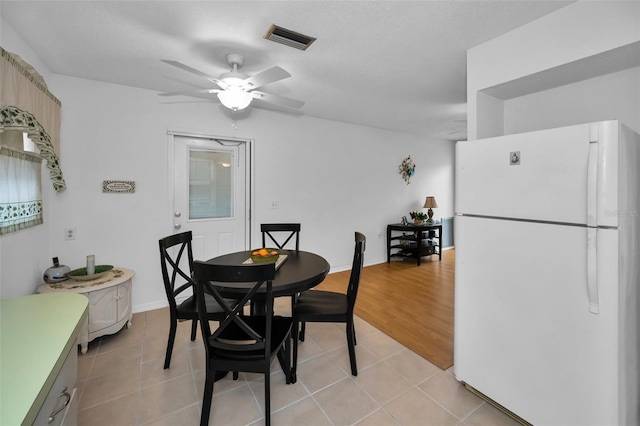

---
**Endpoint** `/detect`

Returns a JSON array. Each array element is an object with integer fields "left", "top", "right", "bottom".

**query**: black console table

[{"left": 387, "top": 222, "right": 442, "bottom": 265}]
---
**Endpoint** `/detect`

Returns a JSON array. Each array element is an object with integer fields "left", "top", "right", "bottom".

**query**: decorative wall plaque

[
  {"left": 102, "top": 180, "right": 135, "bottom": 193},
  {"left": 398, "top": 155, "right": 415, "bottom": 184}
]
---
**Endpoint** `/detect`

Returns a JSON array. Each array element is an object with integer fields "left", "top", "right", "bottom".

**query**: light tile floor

[{"left": 76, "top": 299, "right": 521, "bottom": 425}]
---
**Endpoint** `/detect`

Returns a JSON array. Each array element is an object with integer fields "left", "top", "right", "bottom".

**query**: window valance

[
  {"left": 1, "top": 47, "right": 66, "bottom": 192},
  {"left": 0, "top": 106, "right": 66, "bottom": 192}
]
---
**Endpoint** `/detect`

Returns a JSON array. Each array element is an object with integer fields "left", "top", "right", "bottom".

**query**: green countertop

[{"left": 0, "top": 293, "right": 88, "bottom": 426}]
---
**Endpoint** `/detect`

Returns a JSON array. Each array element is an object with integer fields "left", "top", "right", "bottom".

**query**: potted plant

[{"left": 409, "top": 211, "right": 428, "bottom": 224}]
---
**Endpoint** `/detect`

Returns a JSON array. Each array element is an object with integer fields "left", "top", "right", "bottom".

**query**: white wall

[
  {"left": 467, "top": 1, "right": 640, "bottom": 139},
  {"left": 0, "top": 21, "right": 455, "bottom": 310},
  {"left": 503, "top": 67, "right": 640, "bottom": 135}
]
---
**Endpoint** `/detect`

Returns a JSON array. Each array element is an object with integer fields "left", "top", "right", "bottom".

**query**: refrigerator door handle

[
  {"left": 586, "top": 125, "right": 599, "bottom": 314},
  {"left": 586, "top": 227, "right": 599, "bottom": 314},
  {"left": 586, "top": 125, "right": 599, "bottom": 228}
]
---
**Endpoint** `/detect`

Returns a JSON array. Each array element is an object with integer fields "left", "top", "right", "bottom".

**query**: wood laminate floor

[{"left": 316, "top": 249, "right": 454, "bottom": 369}]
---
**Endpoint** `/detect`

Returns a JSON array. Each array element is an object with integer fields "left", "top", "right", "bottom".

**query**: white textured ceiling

[{"left": 1, "top": 1, "right": 573, "bottom": 140}]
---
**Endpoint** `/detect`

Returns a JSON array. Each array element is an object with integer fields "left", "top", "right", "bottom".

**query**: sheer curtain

[{"left": 0, "top": 147, "right": 43, "bottom": 234}]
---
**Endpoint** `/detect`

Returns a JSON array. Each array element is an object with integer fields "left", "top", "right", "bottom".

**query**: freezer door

[
  {"left": 453, "top": 216, "right": 621, "bottom": 425},
  {"left": 455, "top": 121, "right": 619, "bottom": 226}
]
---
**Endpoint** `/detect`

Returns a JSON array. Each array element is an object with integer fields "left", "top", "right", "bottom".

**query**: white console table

[{"left": 37, "top": 268, "right": 134, "bottom": 354}]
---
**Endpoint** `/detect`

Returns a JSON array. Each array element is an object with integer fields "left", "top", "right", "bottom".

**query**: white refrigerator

[{"left": 454, "top": 120, "right": 640, "bottom": 425}]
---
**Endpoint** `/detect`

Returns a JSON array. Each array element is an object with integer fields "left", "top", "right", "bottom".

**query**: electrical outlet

[
  {"left": 270, "top": 201, "right": 280, "bottom": 209},
  {"left": 65, "top": 228, "right": 76, "bottom": 240}
]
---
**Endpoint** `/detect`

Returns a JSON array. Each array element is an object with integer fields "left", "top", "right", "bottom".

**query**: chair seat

[
  {"left": 294, "top": 290, "right": 348, "bottom": 321},
  {"left": 209, "top": 316, "right": 292, "bottom": 360},
  {"left": 177, "top": 293, "right": 227, "bottom": 318}
]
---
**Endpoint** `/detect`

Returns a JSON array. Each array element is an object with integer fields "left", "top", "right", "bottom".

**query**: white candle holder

[{"left": 86, "top": 255, "right": 95, "bottom": 275}]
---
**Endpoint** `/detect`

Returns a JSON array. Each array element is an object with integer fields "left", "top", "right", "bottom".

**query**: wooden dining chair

[
  {"left": 193, "top": 260, "right": 293, "bottom": 426},
  {"left": 292, "top": 232, "right": 366, "bottom": 379},
  {"left": 260, "top": 223, "right": 301, "bottom": 314},
  {"left": 158, "top": 231, "right": 228, "bottom": 369},
  {"left": 260, "top": 223, "right": 300, "bottom": 252}
]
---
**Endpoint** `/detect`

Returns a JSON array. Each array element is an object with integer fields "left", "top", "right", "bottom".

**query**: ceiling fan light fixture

[
  {"left": 217, "top": 88, "right": 252, "bottom": 111},
  {"left": 219, "top": 72, "right": 246, "bottom": 87}
]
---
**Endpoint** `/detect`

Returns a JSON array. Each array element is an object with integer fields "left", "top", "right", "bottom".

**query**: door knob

[
  {"left": 174, "top": 224, "right": 181, "bottom": 230},
  {"left": 174, "top": 212, "right": 181, "bottom": 218}
]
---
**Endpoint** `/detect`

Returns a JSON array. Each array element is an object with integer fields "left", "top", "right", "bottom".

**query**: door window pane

[{"left": 189, "top": 149, "right": 233, "bottom": 219}]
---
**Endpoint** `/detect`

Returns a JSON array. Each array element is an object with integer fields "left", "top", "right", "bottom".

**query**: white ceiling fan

[{"left": 159, "top": 53, "right": 304, "bottom": 111}]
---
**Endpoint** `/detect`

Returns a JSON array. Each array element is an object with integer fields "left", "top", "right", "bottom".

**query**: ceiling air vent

[{"left": 264, "top": 24, "right": 316, "bottom": 51}]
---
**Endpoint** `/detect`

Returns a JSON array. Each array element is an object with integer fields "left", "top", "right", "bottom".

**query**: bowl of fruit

[{"left": 250, "top": 248, "right": 280, "bottom": 263}]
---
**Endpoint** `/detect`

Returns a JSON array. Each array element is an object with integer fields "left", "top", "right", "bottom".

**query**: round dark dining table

[{"left": 204, "top": 250, "right": 330, "bottom": 299}]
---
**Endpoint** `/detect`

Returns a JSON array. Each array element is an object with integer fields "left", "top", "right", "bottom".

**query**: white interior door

[{"left": 172, "top": 135, "right": 250, "bottom": 262}]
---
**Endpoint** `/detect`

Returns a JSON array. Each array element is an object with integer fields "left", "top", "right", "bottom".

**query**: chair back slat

[
  {"left": 159, "top": 231, "right": 195, "bottom": 307},
  {"left": 261, "top": 223, "right": 300, "bottom": 252},
  {"left": 347, "top": 232, "right": 366, "bottom": 312},
  {"left": 193, "top": 261, "right": 276, "bottom": 354}
]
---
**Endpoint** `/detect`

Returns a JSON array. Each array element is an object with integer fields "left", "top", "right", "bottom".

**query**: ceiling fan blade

[
  {"left": 241, "top": 66, "right": 291, "bottom": 90},
  {"left": 251, "top": 90, "right": 304, "bottom": 109},
  {"left": 249, "top": 100, "right": 305, "bottom": 117},
  {"left": 158, "top": 89, "right": 220, "bottom": 97},
  {"left": 161, "top": 60, "right": 216, "bottom": 80},
  {"left": 208, "top": 78, "right": 229, "bottom": 90},
  {"left": 159, "top": 100, "right": 216, "bottom": 105}
]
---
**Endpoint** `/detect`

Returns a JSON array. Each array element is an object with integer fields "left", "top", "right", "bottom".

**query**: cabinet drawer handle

[{"left": 48, "top": 387, "right": 71, "bottom": 424}]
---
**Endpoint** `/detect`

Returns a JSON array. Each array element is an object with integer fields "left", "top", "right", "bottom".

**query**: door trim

[{"left": 167, "top": 130, "right": 254, "bottom": 249}]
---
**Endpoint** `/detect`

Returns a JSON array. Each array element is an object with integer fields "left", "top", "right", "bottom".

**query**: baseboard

[
  {"left": 462, "top": 383, "right": 532, "bottom": 426},
  {"left": 133, "top": 299, "right": 168, "bottom": 314}
]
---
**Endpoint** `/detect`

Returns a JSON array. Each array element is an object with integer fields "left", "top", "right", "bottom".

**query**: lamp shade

[
  {"left": 217, "top": 88, "right": 253, "bottom": 111},
  {"left": 424, "top": 196, "right": 438, "bottom": 209}
]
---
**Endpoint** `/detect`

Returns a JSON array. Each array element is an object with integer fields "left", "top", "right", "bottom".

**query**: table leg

[{"left": 386, "top": 226, "right": 391, "bottom": 263}]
